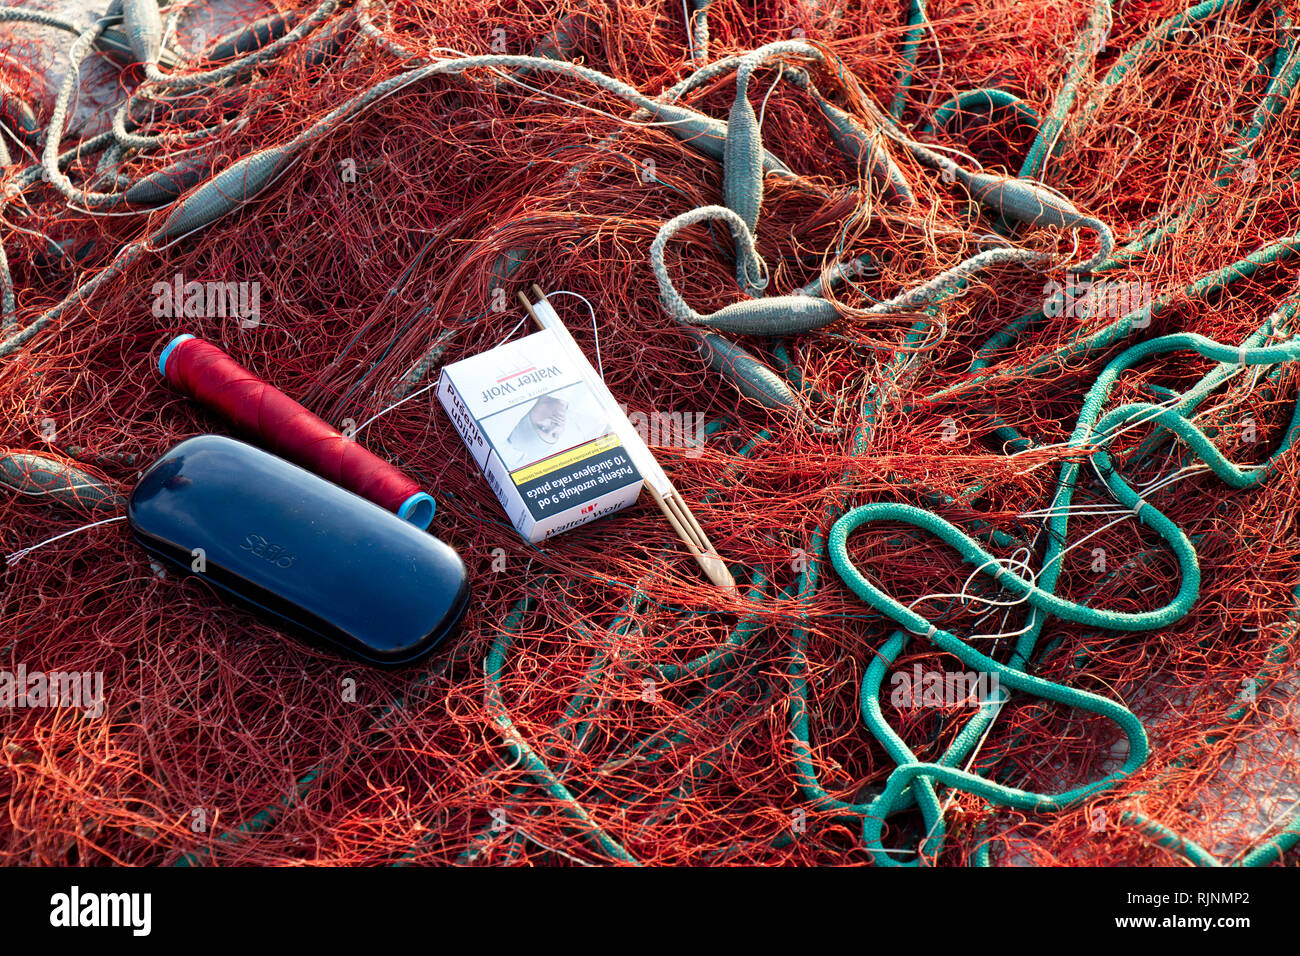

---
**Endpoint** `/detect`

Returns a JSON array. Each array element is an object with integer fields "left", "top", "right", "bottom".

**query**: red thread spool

[{"left": 158, "top": 334, "right": 435, "bottom": 529}]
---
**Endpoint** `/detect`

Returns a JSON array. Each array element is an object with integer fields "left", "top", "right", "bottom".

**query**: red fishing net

[{"left": 1, "top": 0, "right": 1299, "bottom": 866}]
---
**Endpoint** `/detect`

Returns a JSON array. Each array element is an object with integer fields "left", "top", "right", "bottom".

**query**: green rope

[
  {"left": 923, "top": 88, "right": 1039, "bottom": 136},
  {"left": 1018, "top": 0, "right": 1112, "bottom": 179},
  {"left": 890, "top": 0, "right": 929, "bottom": 120},
  {"left": 829, "top": 329, "right": 1300, "bottom": 864}
]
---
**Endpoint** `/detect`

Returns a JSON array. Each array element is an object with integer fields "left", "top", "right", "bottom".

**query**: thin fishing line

[
  {"left": 352, "top": 380, "right": 439, "bottom": 437},
  {"left": 5, "top": 515, "right": 126, "bottom": 564},
  {"left": 545, "top": 288, "right": 603, "bottom": 378}
]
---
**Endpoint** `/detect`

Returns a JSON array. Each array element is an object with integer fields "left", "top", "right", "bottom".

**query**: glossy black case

[{"left": 128, "top": 434, "right": 468, "bottom": 665}]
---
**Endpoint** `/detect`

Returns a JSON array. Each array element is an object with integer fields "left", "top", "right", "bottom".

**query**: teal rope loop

[
  {"left": 828, "top": 329, "right": 1300, "bottom": 865},
  {"left": 923, "top": 88, "right": 1039, "bottom": 136}
]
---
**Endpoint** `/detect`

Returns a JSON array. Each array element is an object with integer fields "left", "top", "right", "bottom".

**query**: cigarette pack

[{"left": 437, "top": 328, "right": 644, "bottom": 542}]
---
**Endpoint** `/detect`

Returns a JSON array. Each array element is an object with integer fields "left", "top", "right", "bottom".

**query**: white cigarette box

[{"left": 437, "top": 328, "right": 644, "bottom": 542}]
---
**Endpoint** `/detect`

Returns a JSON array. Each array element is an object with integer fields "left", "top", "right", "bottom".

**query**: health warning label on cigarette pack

[{"left": 513, "top": 436, "right": 642, "bottom": 521}]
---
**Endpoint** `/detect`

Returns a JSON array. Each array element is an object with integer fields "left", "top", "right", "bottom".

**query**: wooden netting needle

[{"left": 519, "top": 288, "right": 734, "bottom": 590}]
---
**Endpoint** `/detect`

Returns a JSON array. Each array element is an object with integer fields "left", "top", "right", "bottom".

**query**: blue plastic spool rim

[
  {"left": 398, "top": 492, "right": 437, "bottom": 529},
  {"left": 158, "top": 332, "right": 196, "bottom": 376}
]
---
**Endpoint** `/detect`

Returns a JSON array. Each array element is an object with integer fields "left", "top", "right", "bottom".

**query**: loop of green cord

[{"left": 829, "top": 331, "right": 1300, "bottom": 865}]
